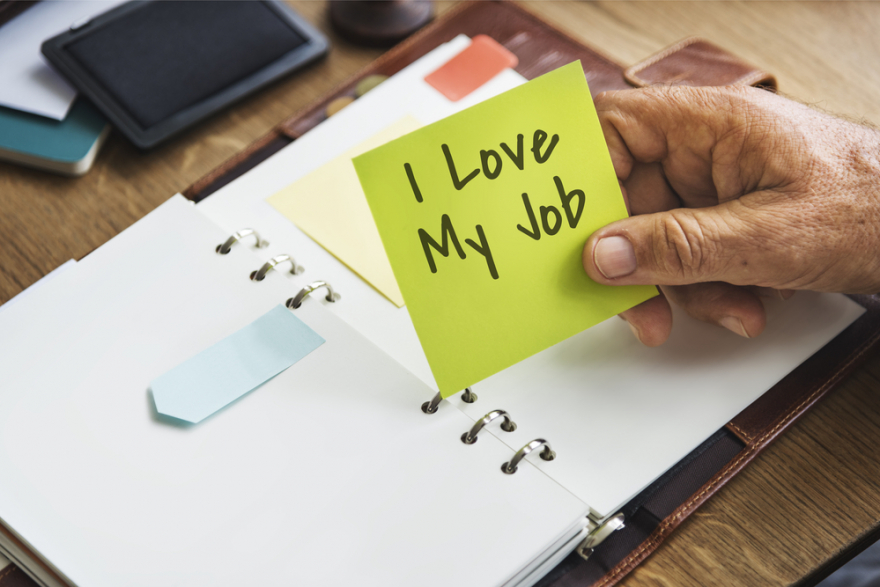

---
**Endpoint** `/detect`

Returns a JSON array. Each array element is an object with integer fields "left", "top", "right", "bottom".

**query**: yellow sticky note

[
  {"left": 354, "top": 62, "right": 657, "bottom": 396},
  {"left": 267, "top": 116, "right": 422, "bottom": 307}
]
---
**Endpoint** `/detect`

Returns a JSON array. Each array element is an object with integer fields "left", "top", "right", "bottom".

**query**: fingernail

[
  {"left": 627, "top": 321, "right": 644, "bottom": 344},
  {"left": 594, "top": 236, "right": 637, "bottom": 279},
  {"left": 720, "top": 316, "right": 750, "bottom": 338}
]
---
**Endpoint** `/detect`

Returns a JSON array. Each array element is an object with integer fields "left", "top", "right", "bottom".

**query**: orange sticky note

[{"left": 425, "top": 35, "right": 518, "bottom": 101}]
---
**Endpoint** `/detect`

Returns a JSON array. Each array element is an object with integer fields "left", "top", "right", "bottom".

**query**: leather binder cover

[{"left": 1, "top": 2, "right": 875, "bottom": 587}]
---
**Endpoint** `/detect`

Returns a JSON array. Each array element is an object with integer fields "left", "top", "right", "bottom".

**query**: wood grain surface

[{"left": 1, "top": 2, "right": 879, "bottom": 586}]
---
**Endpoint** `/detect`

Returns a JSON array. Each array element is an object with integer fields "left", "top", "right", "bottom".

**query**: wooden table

[{"left": 2, "top": 2, "right": 879, "bottom": 586}]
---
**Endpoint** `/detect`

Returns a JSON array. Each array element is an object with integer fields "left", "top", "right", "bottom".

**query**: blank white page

[
  {"left": 0, "top": 259, "right": 76, "bottom": 318},
  {"left": 0, "top": 259, "right": 79, "bottom": 400},
  {"left": 197, "top": 35, "right": 526, "bottom": 389},
  {"left": 0, "top": 196, "right": 588, "bottom": 587},
  {"left": 451, "top": 292, "right": 864, "bottom": 517}
]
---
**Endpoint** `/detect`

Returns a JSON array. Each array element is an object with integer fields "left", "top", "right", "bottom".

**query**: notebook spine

[
  {"left": 425, "top": 390, "right": 558, "bottom": 476},
  {"left": 218, "top": 229, "right": 339, "bottom": 309},
  {"left": 442, "top": 394, "right": 624, "bottom": 557}
]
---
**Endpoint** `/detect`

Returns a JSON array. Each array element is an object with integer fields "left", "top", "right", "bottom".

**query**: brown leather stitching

[
  {"left": 624, "top": 37, "right": 772, "bottom": 89},
  {"left": 593, "top": 325, "right": 880, "bottom": 587},
  {"left": 0, "top": 565, "right": 16, "bottom": 583},
  {"left": 625, "top": 37, "right": 701, "bottom": 87},
  {"left": 726, "top": 421, "right": 753, "bottom": 443}
]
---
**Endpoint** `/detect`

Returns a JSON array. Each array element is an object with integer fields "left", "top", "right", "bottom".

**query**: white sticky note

[{"left": 150, "top": 305, "right": 324, "bottom": 423}]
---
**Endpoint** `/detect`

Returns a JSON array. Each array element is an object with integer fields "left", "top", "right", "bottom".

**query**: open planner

[
  {"left": 0, "top": 15, "right": 876, "bottom": 587},
  {"left": 194, "top": 35, "right": 865, "bottom": 519}
]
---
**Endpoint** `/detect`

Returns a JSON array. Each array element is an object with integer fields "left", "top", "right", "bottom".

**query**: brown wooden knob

[{"left": 329, "top": 0, "right": 433, "bottom": 47}]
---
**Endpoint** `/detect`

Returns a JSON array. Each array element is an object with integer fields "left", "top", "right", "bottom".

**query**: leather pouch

[{"left": 625, "top": 36, "right": 776, "bottom": 90}]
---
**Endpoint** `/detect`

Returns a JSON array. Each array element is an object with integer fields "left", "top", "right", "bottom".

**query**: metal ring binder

[
  {"left": 286, "top": 281, "right": 341, "bottom": 309},
  {"left": 501, "top": 439, "right": 556, "bottom": 474},
  {"left": 250, "top": 254, "right": 304, "bottom": 281},
  {"left": 461, "top": 410, "right": 516, "bottom": 444},
  {"left": 423, "top": 388, "right": 475, "bottom": 414},
  {"left": 421, "top": 392, "right": 442, "bottom": 414},
  {"left": 575, "top": 513, "right": 626, "bottom": 561},
  {"left": 215, "top": 228, "right": 269, "bottom": 255}
]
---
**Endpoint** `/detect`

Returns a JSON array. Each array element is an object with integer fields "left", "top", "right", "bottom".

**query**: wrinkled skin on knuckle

[
  {"left": 650, "top": 210, "right": 723, "bottom": 282},
  {"left": 665, "top": 87, "right": 728, "bottom": 151},
  {"left": 715, "top": 88, "right": 812, "bottom": 198},
  {"left": 646, "top": 86, "right": 795, "bottom": 204}
]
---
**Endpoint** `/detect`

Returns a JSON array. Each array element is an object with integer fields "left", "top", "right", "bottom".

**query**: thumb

[{"left": 583, "top": 200, "right": 789, "bottom": 288}]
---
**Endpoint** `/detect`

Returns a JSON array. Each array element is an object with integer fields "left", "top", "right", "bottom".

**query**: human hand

[{"left": 582, "top": 85, "right": 880, "bottom": 346}]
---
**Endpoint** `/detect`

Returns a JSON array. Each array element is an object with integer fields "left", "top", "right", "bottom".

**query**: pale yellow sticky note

[
  {"left": 354, "top": 62, "right": 658, "bottom": 396},
  {"left": 267, "top": 116, "right": 421, "bottom": 307}
]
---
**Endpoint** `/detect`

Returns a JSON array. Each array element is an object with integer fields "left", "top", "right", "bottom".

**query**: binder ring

[
  {"left": 576, "top": 513, "right": 626, "bottom": 561},
  {"left": 461, "top": 387, "right": 477, "bottom": 403},
  {"left": 461, "top": 410, "right": 516, "bottom": 444},
  {"left": 501, "top": 439, "right": 556, "bottom": 474},
  {"left": 286, "top": 281, "right": 341, "bottom": 309},
  {"left": 250, "top": 254, "right": 305, "bottom": 281},
  {"left": 421, "top": 391, "right": 442, "bottom": 414},
  {"left": 216, "top": 228, "right": 269, "bottom": 255}
]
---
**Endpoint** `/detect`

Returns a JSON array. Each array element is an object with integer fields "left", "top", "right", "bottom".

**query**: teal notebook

[{"left": 0, "top": 98, "right": 110, "bottom": 176}]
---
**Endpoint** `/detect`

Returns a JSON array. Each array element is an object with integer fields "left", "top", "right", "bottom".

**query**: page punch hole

[
  {"left": 421, "top": 391, "right": 442, "bottom": 414},
  {"left": 461, "top": 387, "right": 477, "bottom": 403}
]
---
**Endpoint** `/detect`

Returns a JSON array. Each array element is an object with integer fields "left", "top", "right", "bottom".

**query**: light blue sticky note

[{"left": 150, "top": 305, "right": 324, "bottom": 423}]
